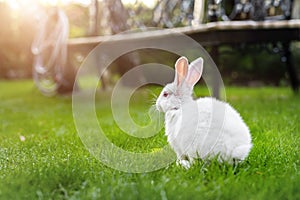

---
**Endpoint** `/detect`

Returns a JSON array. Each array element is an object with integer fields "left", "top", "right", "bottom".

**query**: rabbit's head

[{"left": 156, "top": 56, "right": 203, "bottom": 113}]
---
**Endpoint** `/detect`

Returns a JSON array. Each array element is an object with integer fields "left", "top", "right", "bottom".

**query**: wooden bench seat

[{"left": 69, "top": 20, "right": 300, "bottom": 47}]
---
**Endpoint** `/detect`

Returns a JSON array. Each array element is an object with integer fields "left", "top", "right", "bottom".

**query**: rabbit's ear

[
  {"left": 174, "top": 56, "right": 188, "bottom": 86},
  {"left": 186, "top": 57, "right": 203, "bottom": 88}
]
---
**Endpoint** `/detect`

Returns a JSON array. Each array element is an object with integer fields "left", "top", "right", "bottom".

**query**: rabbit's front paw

[{"left": 176, "top": 159, "right": 191, "bottom": 169}]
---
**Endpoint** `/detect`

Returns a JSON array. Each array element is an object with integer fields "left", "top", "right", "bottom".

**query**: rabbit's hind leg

[{"left": 232, "top": 144, "right": 252, "bottom": 161}]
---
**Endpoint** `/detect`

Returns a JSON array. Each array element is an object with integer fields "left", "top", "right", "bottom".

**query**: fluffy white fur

[{"left": 156, "top": 57, "right": 252, "bottom": 169}]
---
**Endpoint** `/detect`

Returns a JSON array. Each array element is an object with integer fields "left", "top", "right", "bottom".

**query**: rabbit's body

[
  {"left": 165, "top": 97, "right": 252, "bottom": 165},
  {"left": 156, "top": 57, "right": 252, "bottom": 168}
]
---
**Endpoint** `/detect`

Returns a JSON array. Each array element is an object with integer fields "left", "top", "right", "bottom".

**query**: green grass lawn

[{"left": 0, "top": 80, "right": 300, "bottom": 199}]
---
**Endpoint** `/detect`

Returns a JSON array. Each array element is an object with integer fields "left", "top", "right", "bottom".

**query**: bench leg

[
  {"left": 211, "top": 46, "right": 220, "bottom": 99},
  {"left": 282, "top": 42, "right": 299, "bottom": 93}
]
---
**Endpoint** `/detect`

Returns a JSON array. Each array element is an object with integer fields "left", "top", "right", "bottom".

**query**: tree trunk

[{"left": 104, "top": 0, "right": 145, "bottom": 87}]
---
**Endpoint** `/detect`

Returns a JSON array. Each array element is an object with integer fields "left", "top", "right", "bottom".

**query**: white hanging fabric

[{"left": 32, "top": 8, "right": 69, "bottom": 96}]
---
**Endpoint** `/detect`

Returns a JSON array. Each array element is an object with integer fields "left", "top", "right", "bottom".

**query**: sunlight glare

[
  {"left": 39, "top": 0, "right": 91, "bottom": 6},
  {"left": 121, "top": 0, "right": 157, "bottom": 8},
  {"left": 6, "top": 0, "right": 19, "bottom": 10},
  {"left": 4, "top": 0, "right": 156, "bottom": 8},
  {"left": 3, "top": 0, "right": 92, "bottom": 8}
]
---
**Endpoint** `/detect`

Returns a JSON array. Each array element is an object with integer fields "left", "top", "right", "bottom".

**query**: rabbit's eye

[{"left": 163, "top": 92, "right": 169, "bottom": 97}]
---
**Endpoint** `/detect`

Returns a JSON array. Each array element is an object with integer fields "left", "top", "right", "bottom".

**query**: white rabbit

[{"left": 156, "top": 56, "right": 252, "bottom": 169}]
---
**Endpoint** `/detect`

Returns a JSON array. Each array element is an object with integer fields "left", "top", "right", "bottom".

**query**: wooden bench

[{"left": 68, "top": 0, "right": 300, "bottom": 98}]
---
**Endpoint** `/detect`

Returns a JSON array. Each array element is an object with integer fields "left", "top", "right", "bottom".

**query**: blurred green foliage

[
  {"left": 0, "top": 1, "right": 299, "bottom": 87},
  {"left": 219, "top": 44, "right": 300, "bottom": 86}
]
